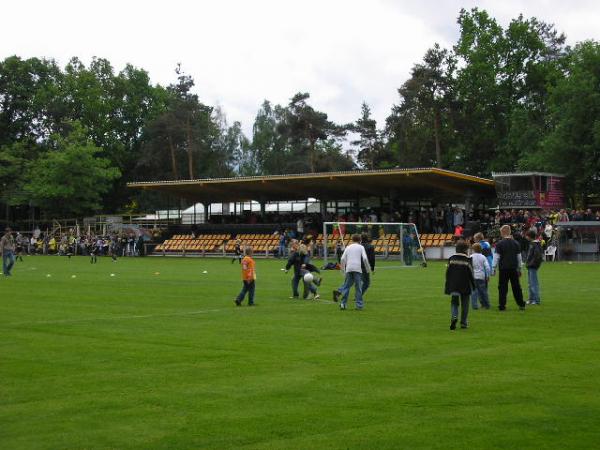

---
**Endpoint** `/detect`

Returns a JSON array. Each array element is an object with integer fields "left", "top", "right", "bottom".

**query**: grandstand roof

[{"left": 128, "top": 168, "right": 496, "bottom": 203}]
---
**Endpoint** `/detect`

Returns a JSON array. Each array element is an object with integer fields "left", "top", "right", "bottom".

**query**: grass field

[{"left": 1, "top": 255, "right": 599, "bottom": 449}]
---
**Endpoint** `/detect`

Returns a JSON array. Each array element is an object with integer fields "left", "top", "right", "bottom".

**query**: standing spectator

[
  {"left": 525, "top": 229, "right": 544, "bottom": 305},
  {"left": 558, "top": 209, "right": 570, "bottom": 222},
  {"left": 514, "top": 230, "right": 529, "bottom": 262},
  {"left": 335, "top": 239, "right": 344, "bottom": 263},
  {"left": 120, "top": 235, "right": 128, "bottom": 256},
  {"left": 435, "top": 206, "right": 445, "bottom": 233},
  {"left": 445, "top": 206, "right": 454, "bottom": 233},
  {"left": 137, "top": 235, "right": 145, "bottom": 256},
  {"left": 15, "top": 232, "right": 25, "bottom": 262},
  {"left": 277, "top": 232, "right": 287, "bottom": 258},
  {"left": 235, "top": 246, "right": 256, "bottom": 306},
  {"left": 402, "top": 232, "right": 414, "bottom": 266},
  {"left": 492, "top": 225, "right": 526, "bottom": 311},
  {"left": 29, "top": 235, "right": 37, "bottom": 255},
  {"left": 1, "top": 227, "right": 16, "bottom": 276},
  {"left": 453, "top": 207, "right": 464, "bottom": 228},
  {"left": 296, "top": 217, "right": 304, "bottom": 240},
  {"left": 360, "top": 233, "right": 376, "bottom": 296},
  {"left": 445, "top": 240, "right": 475, "bottom": 330},
  {"left": 333, "top": 234, "right": 371, "bottom": 310}
]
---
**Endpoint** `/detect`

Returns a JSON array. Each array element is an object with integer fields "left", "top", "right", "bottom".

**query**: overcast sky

[{"left": 2, "top": 0, "right": 600, "bottom": 135}]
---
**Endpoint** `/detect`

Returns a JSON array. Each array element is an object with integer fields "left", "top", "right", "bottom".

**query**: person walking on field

[
  {"left": 473, "top": 232, "right": 493, "bottom": 269},
  {"left": 235, "top": 246, "right": 256, "bottom": 306},
  {"left": 492, "top": 225, "right": 526, "bottom": 311},
  {"left": 470, "top": 242, "right": 491, "bottom": 309},
  {"left": 445, "top": 240, "right": 475, "bottom": 330},
  {"left": 1, "top": 227, "right": 16, "bottom": 276},
  {"left": 333, "top": 234, "right": 371, "bottom": 310}
]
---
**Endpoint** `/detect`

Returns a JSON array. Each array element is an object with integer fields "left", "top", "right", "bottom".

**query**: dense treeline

[{"left": 1, "top": 8, "right": 600, "bottom": 219}]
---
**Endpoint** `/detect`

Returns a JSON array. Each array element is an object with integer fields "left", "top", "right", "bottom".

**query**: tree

[
  {"left": 138, "top": 65, "right": 215, "bottom": 180},
  {"left": 212, "top": 106, "right": 248, "bottom": 177},
  {"left": 451, "top": 8, "right": 567, "bottom": 175},
  {"left": 249, "top": 100, "right": 289, "bottom": 175},
  {"left": 0, "top": 141, "right": 37, "bottom": 222},
  {"left": 351, "top": 102, "right": 386, "bottom": 169},
  {"left": 0, "top": 56, "right": 64, "bottom": 146},
  {"left": 278, "top": 93, "right": 348, "bottom": 172},
  {"left": 528, "top": 41, "right": 600, "bottom": 204},
  {"left": 24, "top": 122, "right": 120, "bottom": 217},
  {"left": 386, "top": 44, "right": 456, "bottom": 169}
]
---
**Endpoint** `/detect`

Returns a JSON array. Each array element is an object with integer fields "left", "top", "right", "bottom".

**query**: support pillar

[
  {"left": 320, "top": 199, "right": 327, "bottom": 220},
  {"left": 260, "top": 200, "right": 266, "bottom": 217},
  {"left": 203, "top": 203, "right": 209, "bottom": 224}
]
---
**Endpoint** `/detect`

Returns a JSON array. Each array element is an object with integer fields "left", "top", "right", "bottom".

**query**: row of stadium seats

[
  {"left": 154, "top": 232, "right": 455, "bottom": 254},
  {"left": 314, "top": 233, "right": 454, "bottom": 248},
  {"left": 170, "top": 234, "right": 231, "bottom": 241},
  {"left": 224, "top": 234, "right": 280, "bottom": 252},
  {"left": 155, "top": 234, "right": 231, "bottom": 252}
]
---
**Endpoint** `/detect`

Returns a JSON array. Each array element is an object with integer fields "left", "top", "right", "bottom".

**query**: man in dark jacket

[
  {"left": 492, "top": 225, "right": 526, "bottom": 311},
  {"left": 445, "top": 240, "right": 475, "bottom": 330},
  {"left": 361, "top": 233, "right": 376, "bottom": 296},
  {"left": 285, "top": 241, "right": 304, "bottom": 299},
  {"left": 525, "top": 229, "right": 543, "bottom": 305}
]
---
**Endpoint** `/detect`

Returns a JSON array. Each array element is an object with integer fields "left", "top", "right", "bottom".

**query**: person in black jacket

[
  {"left": 361, "top": 233, "right": 376, "bottom": 296},
  {"left": 285, "top": 241, "right": 304, "bottom": 299},
  {"left": 492, "top": 225, "right": 526, "bottom": 311},
  {"left": 445, "top": 240, "right": 475, "bottom": 330},
  {"left": 525, "top": 229, "right": 543, "bottom": 305}
]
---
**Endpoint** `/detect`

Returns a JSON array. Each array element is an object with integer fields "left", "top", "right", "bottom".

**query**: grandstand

[{"left": 129, "top": 168, "right": 494, "bottom": 259}]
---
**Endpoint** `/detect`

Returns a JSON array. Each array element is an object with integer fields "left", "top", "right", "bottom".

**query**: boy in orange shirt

[{"left": 235, "top": 246, "right": 256, "bottom": 306}]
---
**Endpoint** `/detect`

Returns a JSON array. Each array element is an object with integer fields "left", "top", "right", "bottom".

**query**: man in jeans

[
  {"left": 525, "top": 229, "right": 543, "bottom": 305},
  {"left": 1, "top": 227, "right": 16, "bottom": 276},
  {"left": 333, "top": 234, "right": 371, "bottom": 310},
  {"left": 492, "top": 225, "right": 526, "bottom": 311}
]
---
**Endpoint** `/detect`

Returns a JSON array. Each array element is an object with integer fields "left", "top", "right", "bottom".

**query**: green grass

[{"left": 1, "top": 255, "right": 599, "bottom": 449}]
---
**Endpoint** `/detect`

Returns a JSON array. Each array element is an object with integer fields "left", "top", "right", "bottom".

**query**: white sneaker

[{"left": 314, "top": 294, "right": 320, "bottom": 300}]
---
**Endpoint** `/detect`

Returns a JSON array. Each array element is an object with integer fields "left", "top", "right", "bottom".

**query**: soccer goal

[{"left": 322, "top": 222, "right": 427, "bottom": 267}]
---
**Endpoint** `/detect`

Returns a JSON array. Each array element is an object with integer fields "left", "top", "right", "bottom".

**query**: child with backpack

[{"left": 473, "top": 232, "right": 493, "bottom": 269}]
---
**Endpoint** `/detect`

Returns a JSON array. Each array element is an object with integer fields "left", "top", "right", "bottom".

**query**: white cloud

[{"left": 2, "top": 0, "right": 600, "bottom": 138}]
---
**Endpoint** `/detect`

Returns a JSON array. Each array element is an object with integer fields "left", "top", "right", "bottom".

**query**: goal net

[{"left": 321, "top": 222, "right": 427, "bottom": 267}]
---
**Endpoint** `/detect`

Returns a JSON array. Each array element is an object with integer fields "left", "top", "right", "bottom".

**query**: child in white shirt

[{"left": 470, "top": 242, "right": 491, "bottom": 309}]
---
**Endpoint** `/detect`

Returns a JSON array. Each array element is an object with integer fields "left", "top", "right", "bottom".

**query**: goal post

[{"left": 322, "top": 222, "right": 427, "bottom": 267}]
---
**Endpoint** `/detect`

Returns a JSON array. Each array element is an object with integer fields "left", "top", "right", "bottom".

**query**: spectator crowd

[{"left": 13, "top": 230, "right": 146, "bottom": 258}]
